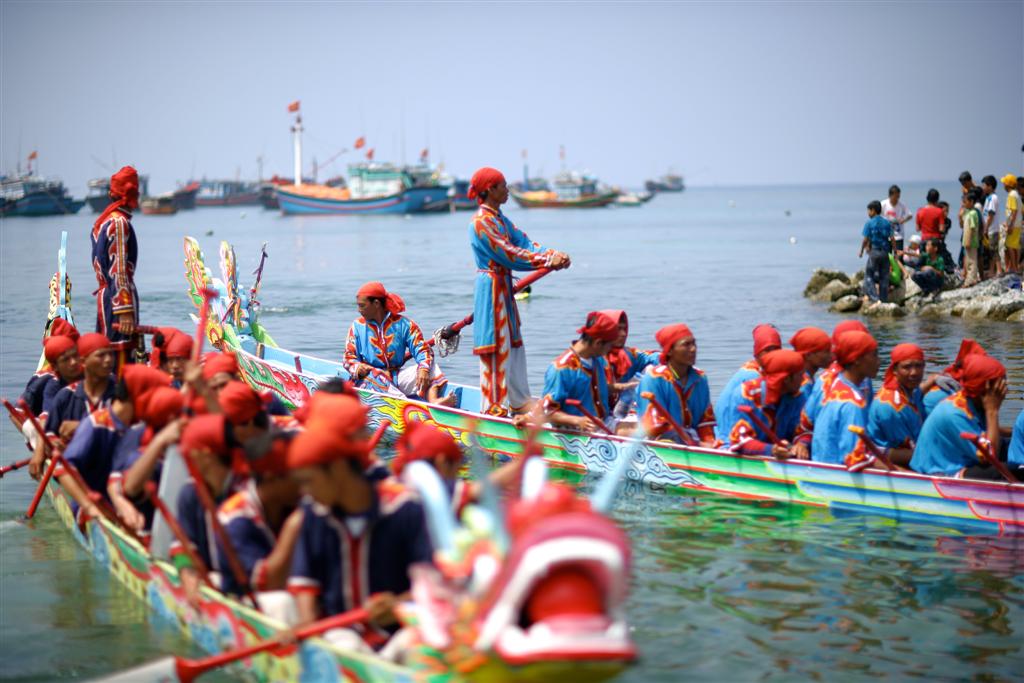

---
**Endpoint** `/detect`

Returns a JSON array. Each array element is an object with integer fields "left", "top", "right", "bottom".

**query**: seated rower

[
  {"left": 601, "top": 310, "right": 658, "bottom": 418},
  {"left": 635, "top": 323, "right": 716, "bottom": 446},
  {"left": 1009, "top": 410, "right": 1024, "bottom": 468},
  {"left": 922, "top": 339, "right": 986, "bottom": 418},
  {"left": 533, "top": 311, "right": 618, "bottom": 434},
  {"left": 218, "top": 380, "right": 298, "bottom": 458},
  {"left": 713, "top": 323, "right": 782, "bottom": 417},
  {"left": 715, "top": 349, "right": 805, "bottom": 457},
  {"left": 197, "top": 351, "right": 291, "bottom": 417},
  {"left": 344, "top": 281, "right": 453, "bottom": 406},
  {"left": 20, "top": 319, "right": 81, "bottom": 418},
  {"left": 287, "top": 401, "right": 433, "bottom": 652},
  {"left": 795, "top": 331, "right": 880, "bottom": 468},
  {"left": 788, "top": 327, "right": 832, "bottom": 402},
  {"left": 107, "top": 387, "right": 185, "bottom": 532},
  {"left": 910, "top": 356, "right": 1022, "bottom": 479},
  {"left": 155, "top": 329, "right": 192, "bottom": 387},
  {"left": 37, "top": 333, "right": 116, "bottom": 454},
  {"left": 866, "top": 344, "right": 929, "bottom": 467}
]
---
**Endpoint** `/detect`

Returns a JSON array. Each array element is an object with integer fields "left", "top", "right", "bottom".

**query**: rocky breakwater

[{"left": 803, "top": 268, "right": 1024, "bottom": 322}]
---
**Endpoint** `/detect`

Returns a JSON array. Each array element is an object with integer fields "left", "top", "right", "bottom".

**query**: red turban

[
  {"left": 356, "top": 281, "right": 405, "bottom": 315},
  {"left": 287, "top": 427, "right": 368, "bottom": 470},
  {"left": 164, "top": 333, "right": 194, "bottom": 359},
  {"left": 181, "top": 414, "right": 227, "bottom": 458},
  {"left": 654, "top": 323, "right": 695, "bottom": 364},
  {"left": 137, "top": 386, "right": 184, "bottom": 428},
  {"left": 218, "top": 380, "right": 267, "bottom": 425},
  {"left": 43, "top": 336, "right": 77, "bottom": 364},
  {"left": 577, "top": 311, "right": 619, "bottom": 342},
  {"left": 77, "top": 333, "right": 112, "bottom": 359},
  {"left": 831, "top": 320, "right": 868, "bottom": 349},
  {"left": 94, "top": 166, "right": 140, "bottom": 234},
  {"left": 122, "top": 366, "right": 172, "bottom": 408},
  {"left": 944, "top": 339, "right": 987, "bottom": 380},
  {"left": 959, "top": 355, "right": 1006, "bottom": 398},
  {"left": 752, "top": 324, "right": 782, "bottom": 357},
  {"left": 834, "top": 331, "right": 878, "bottom": 367},
  {"left": 598, "top": 310, "right": 632, "bottom": 379},
  {"left": 303, "top": 393, "right": 368, "bottom": 441},
  {"left": 467, "top": 167, "right": 506, "bottom": 203},
  {"left": 248, "top": 439, "right": 290, "bottom": 476},
  {"left": 760, "top": 349, "right": 805, "bottom": 403},
  {"left": 49, "top": 318, "right": 80, "bottom": 342},
  {"left": 393, "top": 421, "right": 462, "bottom": 476},
  {"left": 202, "top": 351, "right": 240, "bottom": 380},
  {"left": 789, "top": 327, "right": 830, "bottom": 357},
  {"left": 883, "top": 343, "right": 925, "bottom": 390}
]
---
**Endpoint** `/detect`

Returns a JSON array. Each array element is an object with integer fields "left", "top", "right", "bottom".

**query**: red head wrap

[
  {"left": 752, "top": 324, "right": 782, "bottom": 357},
  {"left": 94, "top": 166, "right": 140, "bottom": 234},
  {"left": 181, "top": 414, "right": 227, "bottom": 458},
  {"left": 831, "top": 320, "right": 868, "bottom": 349},
  {"left": 959, "top": 355, "right": 1006, "bottom": 398},
  {"left": 598, "top": 310, "right": 632, "bottom": 378},
  {"left": 287, "top": 427, "right": 368, "bottom": 470},
  {"left": 356, "top": 281, "right": 405, "bottom": 315},
  {"left": 164, "top": 332, "right": 194, "bottom": 360},
  {"left": 393, "top": 421, "right": 462, "bottom": 476},
  {"left": 789, "top": 327, "right": 831, "bottom": 357},
  {"left": 834, "top": 331, "right": 878, "bottom": 367},
  {"left": 883, "top": 343, "right": 925, "bottom": 390},
  {"left": 759, "top": 349, "right": 805, "bottom": 403},
  {"left": 944, "top": 339, "right": 987, "bottom": 381},
  {"left": 248, "top": 439, "right": 291, "bottom": 476},
  {"left": 43, "top": 336, "right": 78, "bottom": 364},
  {"left": 121, "top": 366, "right": 173, "bottom": 409},
  {"left": 654, "top": 323, "right": 695, "bottom": 364},
  {"left": 49, "top": 318, "right": 80, "bottom": 342},
  {"left": 577, "top": 311, "right": 619, "bottom": 342},
  {"left": 77, "top": 333, "right": 112, "bottom": 360},
  {"left": 202, "top": 351, "right": 240, "bottom": 380},
  {"left": 303, "top": 392, "right": 368, "bottom": 440},
  {"left": 467, "top": 167, "right": 506, "bottom": 203},
  {"left": 136, "top": 386, "right": 184, "bottom": 429},
  {"left": 149, "top": 327, "right": 183, "bottom": 368},
  {"left": 218, "top": 381, "right": 267, "bottom": 425}
]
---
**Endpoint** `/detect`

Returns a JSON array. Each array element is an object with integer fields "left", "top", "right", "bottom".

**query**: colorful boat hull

[
  {"left": 1, "top": 192, "right": 84, "bottom": 216},
  {"left": 276, "top": 186, "right": 446, "bottom": 215},
  {"left": 509, "top": 189, "right": 618, "bottom": 209}
]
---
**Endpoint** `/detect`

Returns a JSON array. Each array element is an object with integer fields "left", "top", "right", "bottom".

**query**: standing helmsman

[
  {"left": 467, "top": 167, "right": 570, "bottom": 416},
  {"left": 92, "top": 166, "right": 140, "bottom": 347}
]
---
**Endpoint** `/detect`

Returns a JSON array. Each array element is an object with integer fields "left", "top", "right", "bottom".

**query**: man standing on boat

[
  {"left": 91, "top": 166, "right": 141, "bottom": 352},
  {"left": 468, "top": 167, "right": 571, "bottom": 416}
]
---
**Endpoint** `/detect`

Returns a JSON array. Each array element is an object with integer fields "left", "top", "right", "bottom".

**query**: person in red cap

[
  {"left": 635, "top": 323, "right": 716, "bottom": 445},
  {"left": 217, "top": 379, "right": 297, "bottom": 457},
  {"left": 344, "top": 282, "right": 452, "bottom": 405},
  {"left": 468, "top": 167, "right": 571, "bottom": 417},
  {"left": 193, "top": 351, "right": 292, "bottom": 417},
  {"left": 91, "top": 165, "right": 141, "bottom": 346},
  {"left": 713, "top": 324, "right": 782, "bottom": 420},
  {"left": 152, "top": 328, "right": 192, "bottom": 386},
  {"left": 796, "top": 331, "right": 880, "bottom": 469},
  {"left": 19, "top": 331, "right": 82, "bottom": 418},
  {"left": 922, "top": 338, "right": 986, "bottom": 418},
  {"left": 600, "top": 310, "right": 659, "bottom": 419},
  {"left": 865, "top": 344, "right": 933, "bottom": 467},
  {"left": 533, "top": 312, "right": 618, "bottom": 433},
  {"left": 911, "top": 355, "right": 1020, "bottom": 479},
  {"left": 286, "top": 412, "right": 432, "bottom": 649},
  {"left": 715, "top": 350, "right": 805, "bottom": 456},
  {"left": 788, "top": 327, "right": 831, "bottom": 400},
  {"left": 391, "top": 420, "right": 474, "bottom": 513}
]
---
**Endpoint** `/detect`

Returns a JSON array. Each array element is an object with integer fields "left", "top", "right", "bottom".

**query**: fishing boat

[
  {"left": 644, "top": 173, "right": 684, "bottom": 193},
  {"left": 140, "top": 193, "right": 178, "bottom": 215},
  {"left": 613, "top": 191, "right": 653, "bottom": 207},
  {"left": 403, "top": 163, "right": 453, "bottom": 212},
  {"left": 195, "top": 180, "right": 262, "bottom": 207},
  {"left": 276, "top": 163, "right": 447, "bottom": 215},
  {"left": 448, "top": 179, "right": 477, "bottom": 211},
  {"left": 87, "top": 176, "right": 151, "bottom": 213},
  {"left": 183, "top": 236, "right": 1024, "bottom": 535},
  {"left": 510, "top": 172, "right": 618, "bottom": 209},
  {"left": 1, "top": 174, "right": 84, "bottom": 217},
  {"left": 172, "top": 182, "right": 200, "bottom": 211}
]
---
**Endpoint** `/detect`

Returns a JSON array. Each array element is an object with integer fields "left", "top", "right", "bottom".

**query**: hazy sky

[{"left": 2, "top": 1, "right": 1021, "bottom": 194}]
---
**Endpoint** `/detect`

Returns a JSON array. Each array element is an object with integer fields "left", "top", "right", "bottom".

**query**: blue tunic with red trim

[
  {"left": 216, "top": 481, "right": 277, "bottom": 596},
  {"left": 540, "top": 348, "right": 611, "bottom": 421},
  {"left": 469, "top": 205, "right": 553, "bottom": 354},
  {"left": 288, "top": 482, "right": 432, "bottom": 637},
  {"left": 20, "top": 370, "right": 62, "bottom": 417},
  {"left": 343, "top": 313, "right": 431, "bottom": 391},
  {"left": 108, "top": 424, "right": 157, "bottom": 528},
  {"left": 171, "top": 477, "right": 240, "bottom": 573},
  {"left": 714, "top": 377, "right": 786, "bottom": 455},
  {"left": 922, "top": 385, "right": 953, "bottom": 418},
  {"left": 867, "top": 386, "right": 924, "bottom": 451},
  {"left": 810, "top": 374, "right": 869, "bottom": 466},
  {"left": 910, "top": 391, "right": 987, "bottom": 476},
  {"left": 62, "top": 406, "right": 128, "bottom": 499},
  {"left": 636, "top": 364, "right": 715, "bottom": 442},
  {"left": 91, "top": 209, "right": 138, "bottom": 342},
  {"left": 44, "top": 379, "right": 115, "bottom": 436},
  {"left": 796, "top": 363, "right": 873, "bottom": 444},
  {"left": 1008, "top": 410, "right": 1024, "bottom": 467}
]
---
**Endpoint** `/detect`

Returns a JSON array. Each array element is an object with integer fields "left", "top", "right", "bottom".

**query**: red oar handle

[
  {"left": 847, "top": 425, "right": 896, "bottom": 471},
  {"left": 0, "top": 458, "right": 31, "bottom": 478},
  {"left": 174, "top": 607, "right": 370, "bottom": 683},
  {"left": 145, "top": 481, "right": 214, "bottom": 588},
  {"left": 429, "top": 268, "right": 552, "bottom": 346},
  {"left": 639, "top": 391, "right": 697, "bottom": 446},
  {"left": 26, "top": 449, "right": 61, "bottom": 518},
  {"left": 737, "top": 405, "right": 781, "bottom": 445},
  {"left": 958, "top": 432, "right": 1019, "bottom": 484},
  {"left": 113, "top": 323, "right": 161, "bottom": 335},
  {"left": 563, "top": 399, "right": 615, "bottom": 435},
  {"left": 367, "top": 420, "right": 391, "bottom": 450}
]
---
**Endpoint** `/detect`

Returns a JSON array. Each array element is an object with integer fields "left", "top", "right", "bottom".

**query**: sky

[{"left": 1, "top": 1, "right": 1022, "bottom": 194}]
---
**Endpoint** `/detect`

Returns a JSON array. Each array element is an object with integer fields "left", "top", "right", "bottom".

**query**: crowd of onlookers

[{"left": 859, "top": 172, "right": 1022, "bottom": 303}]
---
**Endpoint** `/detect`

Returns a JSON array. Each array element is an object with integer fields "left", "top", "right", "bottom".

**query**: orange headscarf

[
  {"left": 834, "top": 331, "right": 878, "bottom": 367},
  {"left": 392, "top": 421, "right": 462, "bottom": 475},
  {"left": 883, "top": 343, "right": 925, "bottom": 390},
  {"left": 356, "top": 281, "right": 405, "bottom": 315},
  {"left": 752, "top": 324, "right": 781, "bottom": 357},
  {"left": 959, "top": 355, "right": 1005, "bottom": 398},
  {"left": 789, "top": 327, "right": 830, "bottom": 357},
  {"left": 654, "top": 323, "right": 695, "bottom": 364},
  {"left": 759, "top": 349, "right": 805, "bottom": 403},
  {"left": 467, "top": 167, "right": 505, "bottom": 203},
  {"left": 94, "top": 165, "right": 139, "bottom": 233},
  {"left": 944, "top": 339, "right": 987, "bottom": 381}
]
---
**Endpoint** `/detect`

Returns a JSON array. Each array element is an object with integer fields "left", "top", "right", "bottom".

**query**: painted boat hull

[
  {"left": 195, "top": 192, "right": 262, "bottom": 207},
  {"left": 1, "top": 192, "right": 84, "bottom": 216},
  {"left": 276, "top": 186, "right": 448, "bottom": 215},
  {"left": 509, "top": 190, "right": 618, "bottom": 209}
]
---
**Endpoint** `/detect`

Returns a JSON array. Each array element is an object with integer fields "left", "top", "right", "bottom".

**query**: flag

[
  {"left": 354, "top": 136, "right": 366, "bottom": 149},
  {"left": 366, "top": 148, "right": 374, "bottom": 161},
  {"left": 419, "top": 148, "right": 428, "bottom": 161},
  {"left": 287, "top": 100, "right": 300, "bottom": 113},
  {"left": 28, "top": 151, "right": 38, "bottom": 160}
]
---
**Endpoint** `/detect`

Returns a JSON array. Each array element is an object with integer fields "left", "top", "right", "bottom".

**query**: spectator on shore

[
  {"left": 881, "top": 185, "right": 912, "bottom": 252},
  {"left": 959, "top": 171, "right": 976, "bottom": 197},
  {"left": 900, "top": 234, "right": 922, "bottom": 265},
  {"left": 915, "top": 189, "right": 944, "bottom": 243},
  {"left": 936, "top": 201, "right": 955, "bottom": 273},
  {"left": 957, "top": 172, "right": 976, "bottom": 268},
  {"left": 1002, "top": 174, "right": 1021, "bottom": 274},
  {"left": 859, "top": 200, "right": 893, "bottom": 303},
  {"left": 981, "top": 176, "right": 1002, "bottom": 277},
  {"left": 911, "top": 239, "right": 946, "bottom": 296},
  {"left": 961, "top": 190, "right": 982, "bottom": 287}
]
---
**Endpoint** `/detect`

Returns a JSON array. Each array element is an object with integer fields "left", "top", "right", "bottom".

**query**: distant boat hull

[
  {"left": 259, "top": 184, "right": 279, "bottom": 210},
  {"left": 510, "top": 189, "right": 619, "bottom": 209},
  {"left": 276, "top": 185, "right": 445, "bottom": 215},
  {"left": 140, "top": 196, "right": 177, "bottom": 215},
  {"left": 172, "top": 183, "right": 200, "bottom": 210},
  {"left": 645, "top": 178, "right": 685, "bottom": 193},
  {"left": 86, "top": 195, "right": 109, "bottom": 213},
  {"left": 195, "top": 192, "right": 261, "bottom": 207},
  {"left": 1, "top": 192, "right": 84, "bottom": 217}
]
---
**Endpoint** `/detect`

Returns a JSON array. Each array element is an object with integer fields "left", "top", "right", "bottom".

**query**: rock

[
  {"left": 852, "top": 270, "right": 865, "bottom": 285},
  {"left": 811, "top": 279, "right": 861, "bottom": 303},
  {"left": 829, "top": 295, "right": 863, "bottom": 313},
  {"left": 1008, "top": 308, "right": 1024, "bottom": 322},
  {"left": 960, "top": 291, "right": 1024, "bottom": 321},
  {"left": 861, "top": 301, "right": 907, "bottom": 318},
  {"left": 804, "top": 268, "right": 850, "bottom": 297},
  {"left": 900, "top": 277, "right": 922, "bottom": 302}
]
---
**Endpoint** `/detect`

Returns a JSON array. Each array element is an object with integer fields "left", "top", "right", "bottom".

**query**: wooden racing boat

[{"left": 185, "top": 236, "right": 1024, "bottom": 535}]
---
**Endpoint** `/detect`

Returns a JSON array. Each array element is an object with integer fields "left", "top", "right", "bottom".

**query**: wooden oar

[
  {"left": 192, "top": 288, "right": 217, "bottom": 363},
  {"left": 144, "top": 481, "right": 214, "bottom": 589},
  {"left": 113, "top": 323, "right": 160, "bottom": 336},
  {"left": 846, "top": 425, "right": 896, "bottom": 471},
  {"left": 367, "top": 419, "right": 391, "bottom": 450},
  {"left": 430, "top": 268, "right": 551, "bottom": 347},
  {"left": 959, "top": 431, "right": 1019, "bottom": 484},
  {"left": 737, "top": 405, "right": 781, "bottom": 445},
  {"left": 0, "top": 458, "right": 31, "bottom": 478},
  {"left": 639, "top": 391, "right": 697, "bottom": 446},
  {"left": 2, "top": 397, "right": 29, "bottom": 436},
  {"left": 94, "top": 606, "right": 369, "bottom": 683},
  {"left": 563, "top": 399, "right": 614, "bottom": 435},
  {"left": 18, "top": 400, "right": 60, "bottom": 518}
]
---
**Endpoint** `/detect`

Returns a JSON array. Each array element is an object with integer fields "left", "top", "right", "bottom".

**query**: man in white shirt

[
  {"left": 881, "top": 185, "right": 912, "bottom": 252},
  {"left": 980, "top": 175, "right": 1001, "bottom": 277}
]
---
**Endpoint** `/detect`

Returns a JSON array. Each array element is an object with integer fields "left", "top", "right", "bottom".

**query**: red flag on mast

[
  {"left": 366, "top": 148, "right": 375, "bottom": 161},
  {"left": 419, "top": 148, "right": 428, "bottom": 161},
  {"left": 287, "top": 100, "right": 300, "bottom": 113},
  {"left": 354, "top": 136, "right": 366, "bottom": 150},
  {"left": 27, "top": 151, "right": 38, "bottom": 161}
]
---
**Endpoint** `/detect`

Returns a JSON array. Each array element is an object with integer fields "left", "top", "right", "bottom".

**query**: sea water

[{"left": 1, "top": 183, "right": 1021, "bottom": 681}]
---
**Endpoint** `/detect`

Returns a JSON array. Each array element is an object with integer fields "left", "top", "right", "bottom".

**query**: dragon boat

[{"left": 184, "top": 237, "right": 1024, "bottom": 535}]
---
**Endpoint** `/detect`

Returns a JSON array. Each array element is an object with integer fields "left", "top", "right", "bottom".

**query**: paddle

[
  {"left": 0, "top": 459, "right": 31, "bottom": 478},
  {"left": 563, "top": 399, "right": 614, "bottom": 435},
  {"left": 192, "top": 288, "right": 218, "bottom": 363},
  {"left": 737, "top": 405, "right": 782, "bottom": 446},
  {"left": 96, "top": 606, "right": 369, "bottom": 683},
  {"left": 959, "top": 431, "right": 1019, "bottom": 484},
  {"left": 2, "top": 398, "right": 33, "bottom": 449},
  {"left": 639, "top": 391, "right": 697, "bottom": 446},
  {"left": 846, "top": 425, "right": 896, "bottom": 472},
  {"left": 144, "top": 481, "right": 215, "bottom": 589},
  {"left": 18, "top": 399, "right": 60, "bottom": 518}
]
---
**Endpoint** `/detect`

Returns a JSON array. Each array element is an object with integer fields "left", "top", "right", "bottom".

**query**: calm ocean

[{"left": 1, "top": 182, "right": 1021, "bottom": 681}]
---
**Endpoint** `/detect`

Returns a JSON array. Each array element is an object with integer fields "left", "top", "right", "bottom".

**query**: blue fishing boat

[
  {"left": 1, "top": 175, "right": 84, "bottom": 217},
  {"left": 276, "top": 163, "right": 449, "bottom": 215},
  {"left": 86, "top": 176, "right": 152, "bottom": 213},
  {"left": 449, "top": 179, "right": 477, "bottom": 211}
]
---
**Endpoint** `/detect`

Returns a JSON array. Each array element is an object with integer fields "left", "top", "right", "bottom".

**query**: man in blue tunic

[
  {"left": 91, "top": 166, "right": 140, "bottom": 345},
  {"left": 1009, "top": 410, "right": 1024, "bottom": 467},
  {"left": 601, "top": 309, "right": 658, "bottom": 419},
  {"left": 19, "top": 319, "right": 81, "bottom": 418},
  {"left": 866, "top": 344, "right": 929, "bottom": 467},
  {"left": 715, "top": 349, "right": 805, "bottom": 456},
  {"left": 714, "top": 324, "right": 782, "bottom": 421}
]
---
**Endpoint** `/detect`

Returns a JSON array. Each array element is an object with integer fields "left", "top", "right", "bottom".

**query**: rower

[
  {"left": 91, "top": 166, "right": 141, "bottom": 350},
  {"left": 198, "top": 351, "right": 291, "bottom": 416},
  {"left": 866, "top": 344, "right": 929, "bottom": 467},
  {"left": 798, "top": 331, "right": 880, "bottom": 469},
  {"left": 152, "top": 328, "right": 192, "bottom": 387},
  {"left": 533, "top": 311, "right": 618, "bottom": 434},
  {"left": 1009, "top": 410, "right": 1024, "bottom": 468},
  {"left": 218, "top": 381, "right": 298, "bottom": 456},
  {"left": 468, "top": 167, "right": 571, "bottom": 416},
  {"left": 713, "top": 323, "right": 782, "bottom": 418},
  {"left": 20, "top": 319, "right": 81, "bottom": 418},
  {"left": 30, "top": 334, "right": 116, "bottom": 479},
  {"left": 635, "top": 323, "right": 716, "bottom": 445},
  {"left": 715, "top": 349, "right": 805, "bottom": 457},
  {"left": 344, "top": 282, "right": 452, "bottom": 405},
  {"left": 392, "top": 421, "right": 472, "bottom": 515},
  {"left": 911, "top": 355, "right": 1021, "bottom": 479},
  {"left": 922, "top": 339, "right": 986, "bottom": 418},
  {"left": 788, "top": 326, "right": 831, "bottom": 401},
  {"left": 602, "top": 310, "right": 658, "bottom": 419},
  {"left": 286, "top": 400, "right": 432, "bottom": 652}
]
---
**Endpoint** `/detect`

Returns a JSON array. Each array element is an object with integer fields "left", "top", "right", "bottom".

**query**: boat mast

[{"left": 291, "top": 106, "right": 304, "bottom": 187}]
